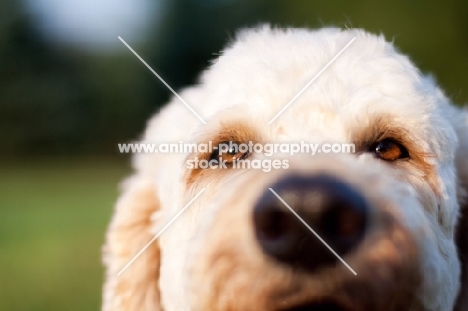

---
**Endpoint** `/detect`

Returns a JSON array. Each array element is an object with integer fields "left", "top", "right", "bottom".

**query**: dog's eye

[
  {"left": 372, "top": 139, "right": 409, "bottom": 161},
  {"left": 210, "top": 141, "right": 248, "bottom": 164}
]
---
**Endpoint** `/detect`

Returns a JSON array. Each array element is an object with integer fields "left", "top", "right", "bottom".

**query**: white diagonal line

[
  {"left": 118, "top": 36, "right": 207, "bottom": 124},
  {"left": 268, "top": 37, "right": 356, "bottom": 124},
  {"left": 117, "top": 187, "right": 206, "bottom": 276},
  {"left": 268, "top": 188, "right": 357, "bottom": 275}
]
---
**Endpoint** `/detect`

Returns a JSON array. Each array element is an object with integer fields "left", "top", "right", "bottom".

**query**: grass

[{"left": 0, "top": 158, "right": 131, "bottom": 311}]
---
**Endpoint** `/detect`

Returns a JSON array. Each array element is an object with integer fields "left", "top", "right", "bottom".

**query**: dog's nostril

[
  {"left": 255, "top": 209, "right": 291, "bottom": 240},
  {"left": 320, "top": 196, "right": 367, "bottom": 253},
  {"left": 253, "top": 174, "right": 368, "bottom": 272}
]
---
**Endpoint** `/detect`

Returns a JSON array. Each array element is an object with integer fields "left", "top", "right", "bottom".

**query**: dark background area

[{"left": 1, "top": 0, "right": 467, "bottom": 310}]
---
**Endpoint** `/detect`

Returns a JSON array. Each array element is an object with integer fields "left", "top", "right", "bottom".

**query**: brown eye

[
  {"left": 372, "top": 139, "right": 409, "bottom": 161},
  {"left": 210, "top": 141, "right": 248, "bottom": 164}
]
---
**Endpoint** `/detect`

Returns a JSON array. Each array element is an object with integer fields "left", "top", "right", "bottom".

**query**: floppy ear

[
  {"left": 102, "top": 175, "right": 162, "bottom": 311},
  {"left": 454, "top": 107, "right": 468, "bottom": 311}
]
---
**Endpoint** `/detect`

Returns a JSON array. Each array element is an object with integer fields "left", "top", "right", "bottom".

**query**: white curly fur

[{"left": 103, "top": 26, "right": 468, "bottom": 311}]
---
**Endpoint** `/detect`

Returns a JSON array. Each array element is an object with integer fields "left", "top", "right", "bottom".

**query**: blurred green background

[{"left": 0, "top": 0, "right": 467, "bottom": 310}]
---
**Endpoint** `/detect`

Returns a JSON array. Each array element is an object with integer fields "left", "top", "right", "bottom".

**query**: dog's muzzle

[{"left": 189, "top": 158, "right": 422, "bottom": 311}]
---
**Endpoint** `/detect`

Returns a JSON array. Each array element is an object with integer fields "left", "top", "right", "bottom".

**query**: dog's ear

[
  {"left": 100, "top": 92, "right": 197, "bottom": 310},
  {"left": 454, "top": 107, "right": 468, "bottom": 311},
  {"left": 102, "top": 175, "right": 162, "bottom": 311}
]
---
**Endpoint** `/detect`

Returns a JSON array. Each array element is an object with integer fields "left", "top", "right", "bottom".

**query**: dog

[{"left": 102, "top": 26, "right": 468, "bottom": 310}]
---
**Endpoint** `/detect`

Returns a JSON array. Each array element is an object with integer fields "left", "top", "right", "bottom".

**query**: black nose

[{"left": 253, "top": 174, "right": 368, "bottom": 271}]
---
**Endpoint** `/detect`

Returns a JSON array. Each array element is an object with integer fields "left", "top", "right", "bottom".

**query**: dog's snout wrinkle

[{"left": 253, "top": 174, "right": 368, "bottom": 272}]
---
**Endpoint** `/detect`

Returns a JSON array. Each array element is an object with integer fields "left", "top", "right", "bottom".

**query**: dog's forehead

[{"left": 198, "top": 27, "right": 446, "bottom": 140}]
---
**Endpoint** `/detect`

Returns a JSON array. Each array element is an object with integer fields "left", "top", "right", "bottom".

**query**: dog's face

[{"left": 104, "top": 27, "right": 468, "bottom": 311}]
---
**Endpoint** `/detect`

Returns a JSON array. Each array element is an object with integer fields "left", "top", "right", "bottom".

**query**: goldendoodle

[{"left": 102, "top": 26, "right": 468, "bottom": 311}]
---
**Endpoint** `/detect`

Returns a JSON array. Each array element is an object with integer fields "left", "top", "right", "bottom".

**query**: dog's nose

[{"left": 253, "top": 174, "right": 368, "bottom": 271}]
